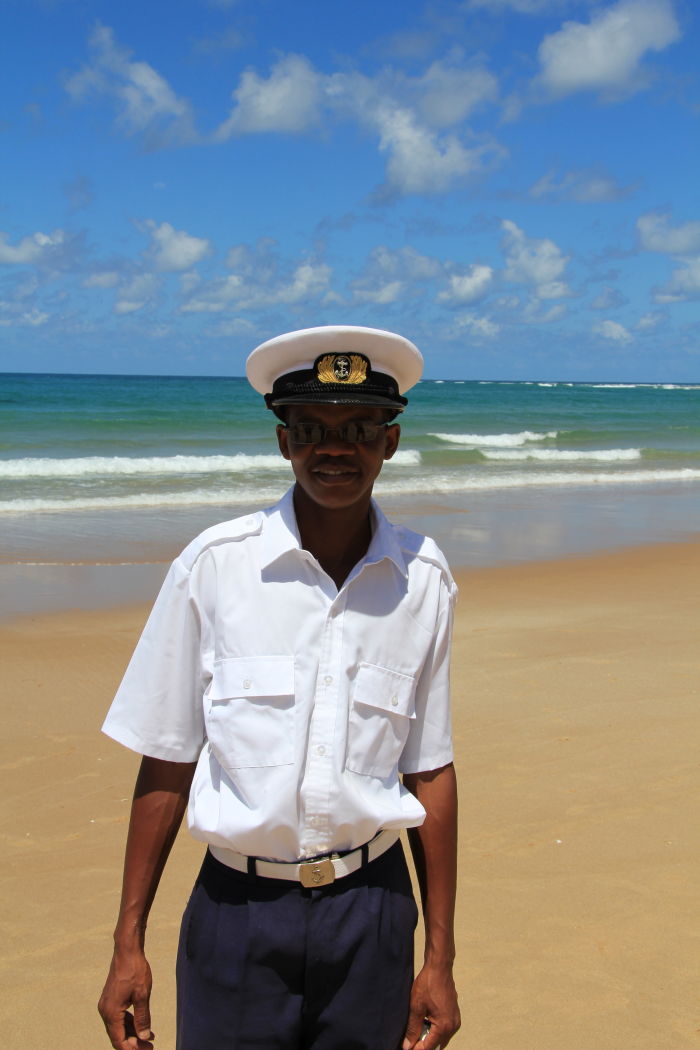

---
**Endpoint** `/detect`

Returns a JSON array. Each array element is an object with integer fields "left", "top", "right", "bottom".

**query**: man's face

[{"left": 276, "top": 402, "right": 400, "bottom": 513}]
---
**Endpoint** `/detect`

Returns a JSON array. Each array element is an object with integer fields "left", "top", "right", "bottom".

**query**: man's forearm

[
  {"left": 404, "top": 762, "right": 458, "bottom": 962},
  {"left": 114, "top": 756, "right": 197, "bottom": 947}
]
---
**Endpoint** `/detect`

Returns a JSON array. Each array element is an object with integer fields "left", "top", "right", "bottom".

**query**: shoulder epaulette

[{"left": 176, "top": 512, "right": 265, "bottom": 572}]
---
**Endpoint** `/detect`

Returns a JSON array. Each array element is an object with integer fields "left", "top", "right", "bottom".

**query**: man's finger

[{"left": 402, "top": 1007, "right": 426, "bottom": 1050}]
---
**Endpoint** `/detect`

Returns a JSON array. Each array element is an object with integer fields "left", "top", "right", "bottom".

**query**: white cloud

[
  {"left": 215, "top": 54, "right": 323, "bottom": 138},
  {"left": 636, "top": 311, "right": 665, "bottom": 329},
  {"left": 181, "top": 242, "right": 332, "bottom": 312},
  {"left": 466, "top": 0, "right": 568, "bottom": 10},
  {"left": 453, "top": 312, "right": 500, "bottom": 339},
  {"left": 653, "top": 258, "right": 700, "bottom": 303},
  {"left": 215, "top": 55, "right": 502, "bottom": 197},
  {"left": 350, "top": 245, "right": 442, "bottom": 304},
  {"left": 83, "top": 271, "right": 120, "bottom": 289},
  {"left": 536, "top": 0, "right": 680, "bottom": 98},
  {"left": 530, "top": 168, "right": 635, "bottom": 203},
  {"left": 501, "top": 220, "right": 571, "bottom": 298},
  {"left": 353, "top": 281, "right": 404, "bottom": 305},
  {"left": 438, "top": 264, "right": 494, "bottom": 304},
  {"left": 396, "top": 55, "right": 498, "bottom": 128},
  {"left": 0, "top": 230, "right": 66, "bottom": 265},
  {"left": 144, "top": 220, "right": 212, "bottom": 272},
  {"left": 593, "top": 319, "right": 633, "bottom": 343},
  {"left": 637, "top": 212, "right": 700, "bottom": 255},
  {"left": 591, "top": 286, "right": 627, "bottom": 310},
  {"left": 66, "top": 24, "right": 196, "bottom": 146},
  {"left": 637, "top": 212, "right": 700, "bottom": 302},
  {"left": 114, "top": 273, "right": 160, "bottom": 315}
]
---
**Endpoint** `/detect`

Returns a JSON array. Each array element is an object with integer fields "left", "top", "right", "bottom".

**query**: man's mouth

[{"left": 312, "top": 463, "right": 358, "bottom": 480}]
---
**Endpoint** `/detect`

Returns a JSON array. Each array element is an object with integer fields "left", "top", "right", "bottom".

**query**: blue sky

[{"left": 1, "top": 0, "right": 698, "bottom": 380}]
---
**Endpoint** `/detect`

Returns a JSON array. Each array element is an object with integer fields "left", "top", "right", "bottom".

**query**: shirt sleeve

[
  {"left": 398, "top": 573, "right": 457, "bottom": 774},
  {"left": 101, "top": 556, "right": 207, "bottom": 762}
]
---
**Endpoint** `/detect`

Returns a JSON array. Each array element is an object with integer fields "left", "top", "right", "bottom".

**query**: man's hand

[
  {"left": 402, "top": 962, "right": 461, "bottom": 1049},
  {"left": 98, "top": 946, "right": 155, "bottom": 1050}
]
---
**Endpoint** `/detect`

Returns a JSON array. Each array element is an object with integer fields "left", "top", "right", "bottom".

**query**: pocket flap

[
  {"left": 353, "top": 662, "right": 416, "bottom": 718},
  {"left": 209, "top": 655, "right": 294, "bottom": 701}
]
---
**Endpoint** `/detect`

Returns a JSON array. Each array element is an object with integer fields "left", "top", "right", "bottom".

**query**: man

[{"left": 98, "top": 325, "right": 460, "bottom": 1050}]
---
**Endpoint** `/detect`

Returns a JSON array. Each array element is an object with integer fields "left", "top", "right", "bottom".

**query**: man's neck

[{"left": 292, "top": 486, "right": 374, "bottom": 589}]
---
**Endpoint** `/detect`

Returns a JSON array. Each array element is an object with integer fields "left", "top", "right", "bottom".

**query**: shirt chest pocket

[
  {"left": 346, "top": 662, "right": 416, "bottom": 779},
  {"left": 205, "top": 656, "right": 295, "bottom": 771}
]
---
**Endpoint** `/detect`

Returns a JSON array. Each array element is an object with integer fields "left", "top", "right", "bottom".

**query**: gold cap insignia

[{"left": 315, "top": 353, "right": 368, "bottom": 385}]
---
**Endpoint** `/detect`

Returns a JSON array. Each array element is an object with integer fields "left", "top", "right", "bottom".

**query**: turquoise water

[{"left": 2, "top": 372, "right": 700, "bottom": 571}]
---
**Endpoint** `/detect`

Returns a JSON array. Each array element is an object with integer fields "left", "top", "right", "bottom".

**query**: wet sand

[{"left": 1, "top": 540, "right": 699, "bottom": 1048}]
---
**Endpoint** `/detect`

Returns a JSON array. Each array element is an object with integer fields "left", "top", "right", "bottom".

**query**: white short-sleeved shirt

[{"left": 103, "top": 488, "right": 456, "bottom": 862}]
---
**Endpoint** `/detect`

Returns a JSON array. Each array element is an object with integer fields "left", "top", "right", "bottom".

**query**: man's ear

[
  {"left": 276, "top": 424, "right": 291, "bottom": 461},
  {"left": 383, "top": 423, "right": 400, "bottom": 461}
]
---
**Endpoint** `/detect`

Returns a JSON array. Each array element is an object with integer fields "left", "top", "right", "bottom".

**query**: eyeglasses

[{"left": 284, "top": 421, "right": 392, "bottom": 445}]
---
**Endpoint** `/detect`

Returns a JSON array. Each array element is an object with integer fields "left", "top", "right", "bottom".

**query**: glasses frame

[{"left": 282, "top": 420, "right": 394, "bottom": 445}]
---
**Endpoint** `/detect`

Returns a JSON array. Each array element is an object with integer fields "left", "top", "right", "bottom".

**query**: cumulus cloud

[
  {"left": 501, "top": 219, "right": 571, "bottom": 298},
  {"left": 387, "top": 54, "right": 499, "bottom": 128},
  {"left": 535, "top": 0, "right": 680, "bottom": 99},
  {"left": 438, "top": 264, "right": 494, "bottom": 304},
  {"left": 214, "top": 54, "right": 323, "bottom": 138},
  {"left": 144, "top": 220, "right": 212, "bottom": 272},
  {"left": 181, "top": 241, "right": 332, "bottom": 312},
  {"left": 214, "top": 55, "right": 502, "bottom": 197},
  {"left": 653, "top": 258, "right": 700, "bottom": 303},
  {"left": 65, "top": 24, "right": 196, "bottom": 146},
  {"left": 114, "top": 273, "right": 160, "bottom": 315},
  {"left": 466, "top": 0, "right": 568, "bottom": 10},
  {"left": 350, "top": 245, "right": 442, "bottom": 304},
  {"left": 637, "top": 212, "right": 700, "bottom": 302},
  {"left": 637, "top": 212, "right": 700, "bottom": 255},
  {"left": 591, "top": 286, "right": 628, "bottom": 310},
  {"left": 83, "top": 271, "right": 121, "bottom": 289},
  {"left": 593, "top": 319, "right": 633, "bottom": 343},
  {"left": 0, "top": 230, "right": 66, "bottom": 265},
  {"left": 530, "top": 168, "right": 636, "bottom": 203},
  {"left": 636, "top": 311, "right": 666, "bottom": 329},
  {"left": 452, "top": 312, "right": 500, "bottom": 339}
]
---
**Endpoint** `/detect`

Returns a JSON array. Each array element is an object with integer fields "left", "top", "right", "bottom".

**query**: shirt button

[
  {"left": 243, "top": 679, "right": 252, "bottom": 689},
  {"left": 391, "top": 695, "right": 399, "bottom": 707},
  {"left": 316, "top": 745, "right": 326, "bottom": 756},
  {"left": 324, "top": 675, "right": 333, "bottom": 685}
]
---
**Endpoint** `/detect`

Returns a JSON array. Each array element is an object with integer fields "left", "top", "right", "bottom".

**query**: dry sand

[{"left": 1, "top": 540, "right": 699, "bottom": 1050}]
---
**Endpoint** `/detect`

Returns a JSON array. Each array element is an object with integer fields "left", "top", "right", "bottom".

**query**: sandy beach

[{"left": 1, "top": 539, "right": 699, "bottom": 1050}]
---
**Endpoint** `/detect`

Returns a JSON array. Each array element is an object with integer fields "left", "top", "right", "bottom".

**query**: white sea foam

[
  {"left": 0, "top": 449, "right": 421, "bottom": 480},
  {"left": 2, "top": 466, "right": 699, "bottom": 514},
  {"left": 430, "top": 431, "right": 557, "bottom": 448},
  {"left": 482, "top": 448, "right": 642, "bottom": 463}
]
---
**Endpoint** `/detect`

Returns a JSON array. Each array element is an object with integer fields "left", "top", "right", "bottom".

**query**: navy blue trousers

[{"left": 176, "top": 841, "right": 418, "bottom": 1050}]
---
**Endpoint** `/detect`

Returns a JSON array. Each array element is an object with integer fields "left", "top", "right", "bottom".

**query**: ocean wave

[
  {"left": 0, "top": 448, "right": 421, "bottom": 480},
  {"left": 2, "top": 466, "right": 699, "bottom": 515},
  {"left": 430, "top": 431, "right": 557, "bottom": 448},
  {"left": 481, "top": 448, "right": 642, "bottom": 463}
]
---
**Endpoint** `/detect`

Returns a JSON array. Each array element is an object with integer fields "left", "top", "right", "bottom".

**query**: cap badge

[{"left": 315, "top": 353, "right": 368, "bottom": 385}]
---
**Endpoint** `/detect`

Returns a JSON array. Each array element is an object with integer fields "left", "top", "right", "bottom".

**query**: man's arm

[
  {"left": 402, "top": 762, "right": 461, "bottom": 1050},
  {"left": 98, "top": 756, "right": 197, "bottom": 1050}
]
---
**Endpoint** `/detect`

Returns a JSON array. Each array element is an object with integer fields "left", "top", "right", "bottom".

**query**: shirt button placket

[{"left": 300, "top": 593, "right": 345, "bottom": 856}]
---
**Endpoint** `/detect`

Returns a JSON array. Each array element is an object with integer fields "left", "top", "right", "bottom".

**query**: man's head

[{"left": 245, "top": 325, "right": 423, "bottom": 420}]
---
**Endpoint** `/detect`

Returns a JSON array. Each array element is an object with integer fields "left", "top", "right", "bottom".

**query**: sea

[{"left": 2, "top": 372, "right": 700, "bottom": 615}]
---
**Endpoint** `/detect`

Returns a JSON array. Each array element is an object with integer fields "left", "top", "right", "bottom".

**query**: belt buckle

[{"left": 299, "top": 856, "right": 335, "bottom": 888}]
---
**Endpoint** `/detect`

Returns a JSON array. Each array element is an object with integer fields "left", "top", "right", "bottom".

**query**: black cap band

[{"left": 264, "top": 352, "right": 408, "bottom": 413}]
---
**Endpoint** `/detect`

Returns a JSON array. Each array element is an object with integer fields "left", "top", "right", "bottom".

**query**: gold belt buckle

[{"left": 299, "top": 856, "right": 336, "bottom": 888}]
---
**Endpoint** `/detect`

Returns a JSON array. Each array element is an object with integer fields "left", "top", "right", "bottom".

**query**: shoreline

[{"left": 1, "top": 538, "right": 699, "bottom": 1048}]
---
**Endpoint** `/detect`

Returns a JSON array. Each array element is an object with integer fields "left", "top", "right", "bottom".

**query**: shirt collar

[{"left": 260, "top": 486, "right": 408, "bottom": 578}]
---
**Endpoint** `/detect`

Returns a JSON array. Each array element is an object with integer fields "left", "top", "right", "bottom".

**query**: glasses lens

[
  {"left": 288, "top": 423, "right": 324, "bottom": 443},
  {"left": 287, "top": 421, "right": 384, "bottom": 444}
]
